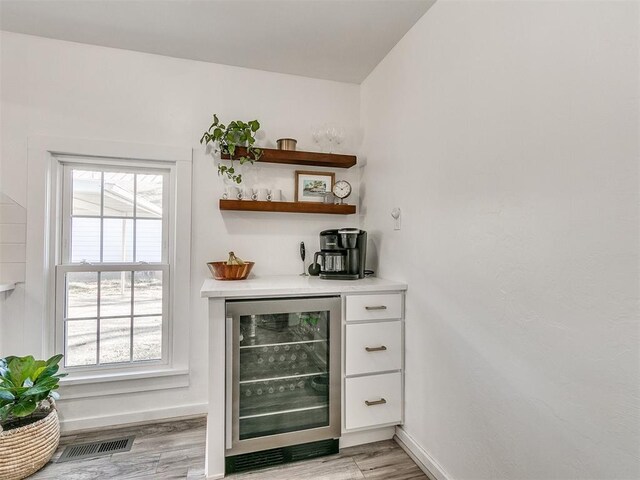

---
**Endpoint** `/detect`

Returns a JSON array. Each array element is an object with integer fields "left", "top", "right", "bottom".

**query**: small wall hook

[{"left": 391, "top": 208, "right": 401, "bottom": 230}]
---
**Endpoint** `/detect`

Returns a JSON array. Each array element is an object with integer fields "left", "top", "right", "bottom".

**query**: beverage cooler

[{"left": 225, "top": 296, "right": 341, "bottom": 471}]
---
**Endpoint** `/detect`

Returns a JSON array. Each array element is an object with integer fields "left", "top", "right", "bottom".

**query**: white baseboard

[
  {"left": 59, "top": 402, "right": 208, "bottom": 434},
  {"left": 394, "top": 426, "right": 452, "bottom": 480},
  {"left": 340, "top": 426, "right": 396, "bottom": 448}
]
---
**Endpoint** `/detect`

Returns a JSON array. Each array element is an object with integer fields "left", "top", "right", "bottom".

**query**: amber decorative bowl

[{"left": 207, "top": 261, "right": 254, "bottom": 281}]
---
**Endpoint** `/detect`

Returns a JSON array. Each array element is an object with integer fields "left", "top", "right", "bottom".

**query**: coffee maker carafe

[{"left": 309, "top": 229, "right": 367, "bottom": 280}]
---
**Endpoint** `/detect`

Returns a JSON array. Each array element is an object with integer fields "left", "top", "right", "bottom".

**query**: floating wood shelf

[
  {"left": 221, "top": 147, "right": 356, "bottom": 169},
  {"left": 220, "top": 199, "right": 356, "bottom": 215}
]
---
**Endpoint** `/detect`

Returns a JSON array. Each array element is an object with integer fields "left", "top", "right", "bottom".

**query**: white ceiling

[{"left": 0, "top": 0, "right": 435, "bottom": 84}]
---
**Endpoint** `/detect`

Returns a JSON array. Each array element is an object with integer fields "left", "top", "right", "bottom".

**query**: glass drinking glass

[
  {"left": 312, "top": 126, "right": 324, "bottom": 152},
  {"left": 325, "top": 126, "right": 337, "bottom": 153},
  {"left": 334, "top": 126, "right": 345, "bottom": 152}
]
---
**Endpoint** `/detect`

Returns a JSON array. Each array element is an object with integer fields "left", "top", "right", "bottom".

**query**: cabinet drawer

[
  {"left": 345, "top": 321, "right": 402, "bottom": 376},
  {"left": 345, "top": 293, "right": 402, "bottom": 322},
  {"left": 345, "top": 372, "right": 402, "bottom": 430}
]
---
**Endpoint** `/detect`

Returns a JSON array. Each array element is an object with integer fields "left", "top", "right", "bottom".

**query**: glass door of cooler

[{"left": 226, "top": 296, "right": 341, "bottom": 456}]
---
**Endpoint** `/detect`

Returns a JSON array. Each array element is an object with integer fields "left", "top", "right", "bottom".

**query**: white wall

[
  {"left": 0, "top": 193, "right": 26, "bottom": 284},
  {"left": 361, "top": 1, "right": 639, "bottom": 479},
  {"left": 0, "top": 32, "right": 360, "bottom": 428},
  {"left": 0, "top": 192, "right": 26, "bottom": 358}
]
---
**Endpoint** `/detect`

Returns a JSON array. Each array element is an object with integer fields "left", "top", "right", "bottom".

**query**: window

[
  {"left": 56, "top": 162, "right": 171, "bottom": 370},
  {"left": 27, "top": 137, "right": 191, "bottom": 392}
]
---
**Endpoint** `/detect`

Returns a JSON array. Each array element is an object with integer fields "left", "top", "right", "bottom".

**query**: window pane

[
  {"left": 63, "top": 164, "right": 169, "bottom": 368},
  {"left": 66, "top": 272, "right": 98, "bottom": 319},
  {"left": 100, "top": 271, "right": 132, "bottom": 317},
  {"left": 135, "top": 219, "right": 162, "bottom": 262},
  {"left": 71, "top": 217, "right": 101, "bottom": 263},
  {"left": 103, "top": 219, "right": 134, "bottom": 262},
  {"left": 133, "top": 316, "right": 162, "bottom": 361},
  {"left": 134, "top": 271, "right": 162, "bottom": 315},
  {"left": 103, "top": 172, "right": 134, "bottom": 217},
  {"left": 136, "top": 174, "right": 163, "bottom": 218},
  {"left": 99, "top": 317, "right": 132, "bottom": 364},
  {"left": 66, "top": 319, "right": 97, "bottom": 366},
  {"left": 72, "top": 170, "right": 102, "bottom": 216}
]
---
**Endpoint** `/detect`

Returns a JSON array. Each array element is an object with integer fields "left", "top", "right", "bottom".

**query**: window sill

[{"left": 58, "top": 368, "right": 190, "bottom": 399}]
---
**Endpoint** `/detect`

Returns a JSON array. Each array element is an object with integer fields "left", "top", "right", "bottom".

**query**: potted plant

[
  {"left": 200, "top": 114, "right": 263, "bottom": 184},
  {"left": 0, "top": 354, "right": 67, "bottom": 480}
]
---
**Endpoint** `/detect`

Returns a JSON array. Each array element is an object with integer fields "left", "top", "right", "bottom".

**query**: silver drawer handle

[
  {"left": 365, "top": 398, "right": 387, "bottom": 407},
  {"left": 365, "top": 346, "right": 387, "bottom": 352},
  {"left": 365, "top": 305, "right": 387, "bottom": 311}
]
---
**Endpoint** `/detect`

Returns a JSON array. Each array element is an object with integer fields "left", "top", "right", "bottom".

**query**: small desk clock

[{"left": 332, "top": 180, "right": 352, "bottom": 204}]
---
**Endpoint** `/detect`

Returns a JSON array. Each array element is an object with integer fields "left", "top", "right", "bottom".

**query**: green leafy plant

[
  {"left": 0, "top": 354, "right": 66, "bottom": 430},
  {"left": 300, "top": 314, "right": 320, "bottom": 327},
  {"left": 200, "top": 114, "right": 263, "bottom": 184}
]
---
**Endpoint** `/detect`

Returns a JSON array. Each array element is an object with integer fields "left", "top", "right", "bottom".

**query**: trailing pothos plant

[
  {"left": 0, "top": 354, "right": 67, "bottom": 430},
  {"left": 200, "top": 114, "right": 263, "bottom": 184}
]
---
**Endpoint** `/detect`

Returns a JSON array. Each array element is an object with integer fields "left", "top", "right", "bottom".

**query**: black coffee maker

[{"left": 309, "top": 229, "right": 367, "bottom": 280}]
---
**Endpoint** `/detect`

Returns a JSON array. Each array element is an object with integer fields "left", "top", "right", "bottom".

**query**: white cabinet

[
  {"left": 345, "top": 321, "right": 402, "bottom": 376},
  {"left": 345, "top": 372, "right": 402, "bottom": 430},
  {"left": 343, "top": 292, "right": 405, "bottom": 432},
  {"left": 202, "top": 276, "right": 407, "bottom": 477},
  {"left": 345, "top": 293, "right": 403, "bottom": 322}
]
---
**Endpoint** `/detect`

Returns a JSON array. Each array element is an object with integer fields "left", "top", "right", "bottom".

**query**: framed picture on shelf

[{"left": 295, "top": 170, "right": 335, "bottom": 203}]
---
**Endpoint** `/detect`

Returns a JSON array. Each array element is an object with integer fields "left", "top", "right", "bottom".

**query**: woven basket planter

[{"left": 0, "top": 408, "right": 60, "bottom": 480}]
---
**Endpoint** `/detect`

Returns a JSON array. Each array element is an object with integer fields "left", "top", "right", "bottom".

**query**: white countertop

[{"left": 200, "top": 275, "right": 407, "bottom": 298}]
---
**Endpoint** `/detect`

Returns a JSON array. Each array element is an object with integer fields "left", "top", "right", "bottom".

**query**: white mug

[
  {"left": 255, "top": 188, "right": 269, "bottom": 201},
  {"left": 267, "top": 189, "right": 281, "bottom": 202},
  {"left": 241, "top": 187, "right": 254, "bottom": 201},
  {"left": 223, "top": 186, "right": 241, "bottom": 200}
]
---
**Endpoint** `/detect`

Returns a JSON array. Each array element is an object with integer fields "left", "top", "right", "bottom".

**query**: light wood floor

[{"left": 31, "top": 417, "right": 428, "bottom": 479}]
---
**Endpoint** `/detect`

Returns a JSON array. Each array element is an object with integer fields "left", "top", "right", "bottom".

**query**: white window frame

[
  {"left": 57, "top": 160, "right": 172, "bottom": 372},
  {"left": 26, "top": 136, "right": 192, "bottom": 395}
]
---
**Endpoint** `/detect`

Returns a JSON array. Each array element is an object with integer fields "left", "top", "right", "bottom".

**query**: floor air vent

[
  {"left": 225, "top": 438, "right": 339, "bottom": 474},
  {"left": 57, "top": 436, "right": 135, "bottom": 462}
]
